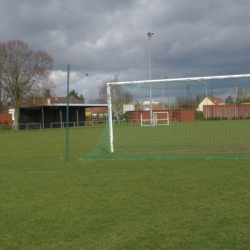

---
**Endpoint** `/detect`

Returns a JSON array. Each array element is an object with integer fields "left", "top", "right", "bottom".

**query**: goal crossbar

[{"left": 107, "top": 74, "right": 250, "bottom": 86}]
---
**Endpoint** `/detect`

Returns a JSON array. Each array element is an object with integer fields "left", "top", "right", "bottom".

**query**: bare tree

[
  {"left": 0, "top": 42, "right": 10, "bottom": 113},
  {"left": 98, "top": 75, "right": 134, "bottom": 122},
  {"left": 0, "top": 87, "right": 9, "bottom": 113},
  {"left": 175, "top": 97, "right": 197, "bottom": 109},
  {"left": 68, "top": 89, "right": 85, "bottom": 103},
  {"left": 0, "top": 40, "right": 53, "bottom": 129},
  {"left": 235, "top": 87, "right": 250, "bottom": 104}
]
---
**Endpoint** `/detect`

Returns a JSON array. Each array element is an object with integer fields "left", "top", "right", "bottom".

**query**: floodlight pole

[
  {"left": 165, "top": 76, "right": 171, "bottom": 110},
  {"left": 148, "top": 32, "right": 154, "bottom": 123},
  {"left": 167, "top": 83, "right": 170, "bottom": 111},
  {"left": 199, "top": 80, "right": 208, "bottom": 104},
  {"left": 66, "top": 64, "right": 70, "bottom": 161},
  {"left": 199, "top": 80, "right": 208, "bottom": 118}
]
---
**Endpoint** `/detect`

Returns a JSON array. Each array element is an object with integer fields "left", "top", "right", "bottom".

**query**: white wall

[
  {"left": 198, "top": 98, "right": 214, "bottom": 111},
  {"left": 8, "top": 108, "right": 15, "bottom": 122}
]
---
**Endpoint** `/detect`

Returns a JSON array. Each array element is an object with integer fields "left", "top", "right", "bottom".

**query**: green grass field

[
  {"left": 0, "top": 125, "right": 250, "bottom": 249},
  {"left": 83, "top": 120, "right": 250, "bottom": 160}
]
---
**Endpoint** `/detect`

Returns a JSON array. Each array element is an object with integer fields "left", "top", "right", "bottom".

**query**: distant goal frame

[{"left": 140, "top": 112, "right": 169, "bottom": 126}]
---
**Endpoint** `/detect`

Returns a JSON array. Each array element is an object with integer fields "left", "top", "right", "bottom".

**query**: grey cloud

[{"left": 1, "top": 0, "right": 250, "bottom": 99}]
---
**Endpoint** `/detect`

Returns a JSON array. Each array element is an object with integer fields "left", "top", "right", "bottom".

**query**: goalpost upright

[{"left": 107, "top": 84, "right": 114, "bottom": 153}]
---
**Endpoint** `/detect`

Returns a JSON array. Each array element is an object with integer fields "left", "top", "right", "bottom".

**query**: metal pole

[
  {"left": 167, "top": 82, "right": 170, "bottom": 110},
  {"left": 204, "top": 81, "right": 208, "bottom": 105},
  {"left": 42, "top": 107, "right": 44, "bottom": 129},
  {"left": 199, "top": 80, "right": 208, "bottom": 117},
  {"left": 76, "top": 108, "right": 79, "bottom": 127},
  {"left": 203, "top": 81, "right": 208, "bottom": 119},
  {"left": 66, "top": 64, "right": 70, "bottom": 161},
  {"left": 162, "top": 85, "right": 164, "bottom": 110},
  {"left": 148, "top": 32, "right": 154, "bottom": 124},
  {"left": 60, "top": 109, "right": 62, "bottom": 128},
  {"left": 199, "top": 80, "right": 207, "bottom": 103}
]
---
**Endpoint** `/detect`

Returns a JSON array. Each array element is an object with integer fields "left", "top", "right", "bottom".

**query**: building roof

[
  {"left": 86, "top": 107, "right": 108, "bottom": 113},
  {"left": 207, "top": 96, "right": 224, "bottom": 104},
  {"left": 20, "top": 96, "right": 107, "bottom": 108}
]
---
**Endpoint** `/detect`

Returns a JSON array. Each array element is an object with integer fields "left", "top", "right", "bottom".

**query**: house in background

[{"left": 198, "top": 96, "right": 225, "bottom": 111}]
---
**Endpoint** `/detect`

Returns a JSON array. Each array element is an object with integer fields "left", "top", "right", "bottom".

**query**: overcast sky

[{"left": 1, "top": 0, "right": 250, "bottom": 102}]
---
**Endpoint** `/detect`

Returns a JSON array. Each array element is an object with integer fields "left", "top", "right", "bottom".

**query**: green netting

[
  {"left": 80, "top": 120, "right": 250, "bottom": 160},
  {"left": 80, "top": 76, "right": 250, "bottom": 161}
]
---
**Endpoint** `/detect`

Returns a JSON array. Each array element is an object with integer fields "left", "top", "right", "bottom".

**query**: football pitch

[
  {"left": 82, "top": 120, "right": 250, "bottom": 160},
  {"left": 0, "top": 125, "right": 250, "bottom": 249}
]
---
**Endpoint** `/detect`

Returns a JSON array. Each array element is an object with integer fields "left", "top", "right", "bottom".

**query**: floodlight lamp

[{"left": 147, "top": 32, "right": 154, "bottom": 40}]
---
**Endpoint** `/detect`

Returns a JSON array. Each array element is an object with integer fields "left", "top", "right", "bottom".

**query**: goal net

[{"left": 80, "top": 74, "right": 250, "bottom": 160}]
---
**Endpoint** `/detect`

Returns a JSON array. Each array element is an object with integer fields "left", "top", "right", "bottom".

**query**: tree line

[
  {"left": 0, "top": 39, "right": 53, "bottom": 129},
  {"left": 0, "top": 39, "right": 134, "bottom": 129},
  {"left": 89, "top": 75, "right": 134, "bottom": 122}
]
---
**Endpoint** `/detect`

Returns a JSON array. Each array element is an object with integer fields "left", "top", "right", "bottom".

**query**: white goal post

[
  {"left": 140, "top": 114, "right": 155, "bottom": 126},
  {"left": 154, "top": 112, "right": 169, "bottom": 125},
  {"left": 107, "top": 74, "right": 250, "bottom": 153}
]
